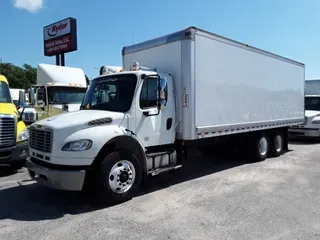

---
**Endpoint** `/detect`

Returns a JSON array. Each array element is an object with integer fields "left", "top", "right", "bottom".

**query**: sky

[{"left": 0, "top": 0, "right": 320, "bottom": 80}]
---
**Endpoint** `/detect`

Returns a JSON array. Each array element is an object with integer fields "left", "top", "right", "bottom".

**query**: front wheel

[{"left": 95, "top": 150, "right": 143, "bottom": 205}]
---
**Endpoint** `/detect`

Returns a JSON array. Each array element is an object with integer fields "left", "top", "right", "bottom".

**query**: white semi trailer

[{"left": 25, "top": 26, "right": 305, "bottom": 205}]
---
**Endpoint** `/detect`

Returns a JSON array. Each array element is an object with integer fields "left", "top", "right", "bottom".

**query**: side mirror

[
  {"left": 143, "top": 108, "right": 160, "bottom": 117},
  {"left": 18, "top": 107, "right": 26, "bottom": 122},
  {"left": 62, "top": 104, "right": 69, "bottom": 112},
  {"left": 28, "top": 88, "right": 35, "bottom": 105},
  {"left": 35, "top": 87, "right": 44, "bottom": 106},
  {"left": 18, "top": 90, "right": 25, "bottom": 106},
  {"left": 142, "top": 75, "right": 162, "bottom": 117}
]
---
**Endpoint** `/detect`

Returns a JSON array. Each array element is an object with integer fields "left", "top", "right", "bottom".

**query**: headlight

[
  {"left": 61, "top": 139, "right": 93, "bottom": 151},
  {"left": 18, "top": 128, "right": 29, "bottom": 141},
  {"left": 312, "top": 120, "right": 320, "bottom": 124}
]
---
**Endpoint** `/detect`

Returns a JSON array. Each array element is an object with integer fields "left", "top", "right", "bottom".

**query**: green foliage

[{"left": 0, "top": 63, "right": 36, "bottom": 89}]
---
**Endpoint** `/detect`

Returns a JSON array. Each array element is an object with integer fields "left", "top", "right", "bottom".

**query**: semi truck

[
  {"left": 289, "top": 79, "right": 320, "bottom": 137},
  {"left": 28, "top": 63, "right": 88, "bottom": 121},
  {"left": 0, "top": 75, "right": 29, "bottom": 170},
  {"left": 25, "top": 26, "right": 305, "bottom": 205}
]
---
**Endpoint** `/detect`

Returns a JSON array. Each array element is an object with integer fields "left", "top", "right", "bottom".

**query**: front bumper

[
  {"left": 24, "top": 157, "right": 86, "bottom": 191},
  {"left": 288, "top": 127, "right": 320, "bottom": 137},
  {"left": 0, "top": 141, "right": 29, "bottom": 166}
]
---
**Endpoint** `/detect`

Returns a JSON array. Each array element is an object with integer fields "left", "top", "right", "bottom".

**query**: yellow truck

[{"left": 0, "top": 75, "right": 29, "bottom": 170}]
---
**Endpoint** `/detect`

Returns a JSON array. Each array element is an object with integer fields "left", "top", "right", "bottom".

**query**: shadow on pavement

[
  {"left": 0, "top": 169, "right": 17, "bottom": 178},
  {"left": 0, "top": 146, "right": 285, "bottom": 222},
  {"left": 289, "top": 136, "right": 320, "bottom": 145}
]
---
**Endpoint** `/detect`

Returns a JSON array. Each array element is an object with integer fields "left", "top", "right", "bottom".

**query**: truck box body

[{"left": 122, "top": 27, "right": 305, "bottom": 141}]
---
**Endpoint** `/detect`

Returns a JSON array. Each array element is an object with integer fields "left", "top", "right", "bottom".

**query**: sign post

[{"left": 43, "top": 17, "right": 78, "bottom": 66}]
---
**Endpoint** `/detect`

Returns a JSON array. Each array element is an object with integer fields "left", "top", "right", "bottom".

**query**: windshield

[
  {"left": 81, "top": 74, "right": 137, "bottom": 112},
  {"left": 47, "top": 86, "right": 87, "bottom": 104},
  {"left": 0, "top": 81, "right": 12, "bottom": 103},
  {"left": 305, "top": 96, "right": 320, "bottom": 111}
]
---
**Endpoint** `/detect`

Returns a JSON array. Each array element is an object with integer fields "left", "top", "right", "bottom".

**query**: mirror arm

[{"left": 18, "top": 107, "right": 26, "bottom": 122}]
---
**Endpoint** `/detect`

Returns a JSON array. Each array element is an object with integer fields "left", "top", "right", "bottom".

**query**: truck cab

[
  {"left": 25, "top": 62, "right": 176, "bottom": 202},
  {"left": 0, "top": 75, "right": 29, "bottom": 170},
  {"left": 28, "top": 63, "right": 88, "bottom": 120},
  {"left": 289, "top": 79, "right": 320, "bottom": 138}
]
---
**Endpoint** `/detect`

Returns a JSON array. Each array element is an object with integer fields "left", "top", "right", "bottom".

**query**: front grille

[
  {"left": 29, "top": 127, "right": 53, "bottom": 153},
  {"left": 0, "top": 116, "right": 15, "bottom": 147}
]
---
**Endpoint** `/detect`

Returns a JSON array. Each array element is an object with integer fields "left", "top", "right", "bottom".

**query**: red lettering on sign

[{"left": 47, "top": 23, "right": 68, "bottom": 37}]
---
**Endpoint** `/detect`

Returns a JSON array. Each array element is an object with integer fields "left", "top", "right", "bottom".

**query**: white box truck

[
  {"left": 25, "top": 27, "right": 305, "bottom": 205},
  {"left": 289, "top": 79, "right": 320, "bottom": 137}
]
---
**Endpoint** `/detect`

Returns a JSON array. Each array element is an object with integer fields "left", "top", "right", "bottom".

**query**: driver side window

[{"left": 140, "top": 78, "right": 159, "bottom": 109}]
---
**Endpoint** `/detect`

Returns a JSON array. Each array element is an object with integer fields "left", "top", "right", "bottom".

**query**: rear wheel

[
  {"left": 95, "top": 150, "right": 143, "bottom": 205},
  {"left": 248, "top": 132, "right": 269, "bottom": 162},
  {"left": 269, "top": 131, "right": 284, "bottom": 157}
]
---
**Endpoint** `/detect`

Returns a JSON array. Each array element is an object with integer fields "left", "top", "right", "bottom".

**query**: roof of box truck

[
  {"left": 122, "top": 26, "right": 304, "bottom": 67},
  {"left": 37, "top": 63, "right": 87, "bottom": 87}
]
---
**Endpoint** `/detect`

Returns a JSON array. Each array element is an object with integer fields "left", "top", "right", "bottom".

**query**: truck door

[{"left": 135, "top": 74, "right": 176, "bottom": 147}]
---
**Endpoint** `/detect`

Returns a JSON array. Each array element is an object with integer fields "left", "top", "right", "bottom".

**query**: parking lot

[{"left": 0, "top": 140, "right": 320, "bottom": 240}]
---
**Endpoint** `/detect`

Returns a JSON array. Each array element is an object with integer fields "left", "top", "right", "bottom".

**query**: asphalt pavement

[{"left": 1, "top": 140, "right": 320, "bottom": 240}]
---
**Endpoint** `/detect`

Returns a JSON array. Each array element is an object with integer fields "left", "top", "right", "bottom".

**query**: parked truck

[
  {"left": 0, "top": 75, "right": 29, "bottom": 170},
  {"left": 25, "top": 26, "right": 305, "bottom": 204},
  {"left": 28, "top": 63, "right": 87, "bottom": 121},
  {"left": 289, "top": 79, "right": 320, "bottom": 137}
]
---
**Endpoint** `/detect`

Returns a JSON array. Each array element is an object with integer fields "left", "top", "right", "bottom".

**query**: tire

[
  {"left": 269, "top": 131, "right": 284, "bottom": 157},
  {"left": 248, "top": 132, "right": 269, "bottom": 162},
  {"left": 95, "top": 150, "right": 143, "bottom": 205}
]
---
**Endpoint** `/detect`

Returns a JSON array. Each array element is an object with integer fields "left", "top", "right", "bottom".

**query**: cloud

[{"left": 13, "top": 0, "right": 44, "bottom": 13}]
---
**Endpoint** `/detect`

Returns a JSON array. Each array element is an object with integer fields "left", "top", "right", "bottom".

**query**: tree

[{"left": 0, "top": 63, "right": 37, "bottom": 89}]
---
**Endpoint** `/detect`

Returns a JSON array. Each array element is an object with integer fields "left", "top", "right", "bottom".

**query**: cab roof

[{"left": 93, "top": 70, "right": 157, "bottom": 81}]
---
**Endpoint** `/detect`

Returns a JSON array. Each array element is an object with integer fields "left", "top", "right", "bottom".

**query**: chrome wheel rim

[
  {"left": 258, "top": 137, "right": 268, "bottom": 156},
  {"left": 275, "top": 135, "right": 283, "bottom": 152},
  {"left": 108, "top": 160, "right": 136, "bottom": 194}
]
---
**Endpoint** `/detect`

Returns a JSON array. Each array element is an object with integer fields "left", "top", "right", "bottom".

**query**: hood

[
  {"left": 0, "top": 103, "right": 18, "bottom": 117},
  {"left": 52, "top": 104, "right": 81, "bottom": 112},
  {"left": 34, "top": 110, "right": 125, "bottom": 130},
  {"left": 305, "top": 110, "right": 320, "bottom": 118}
]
